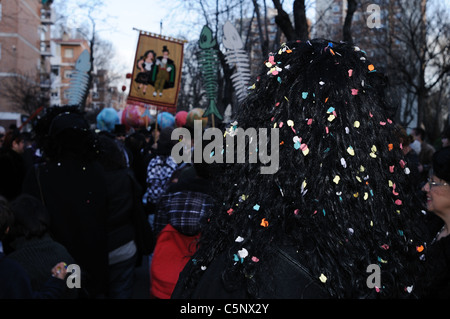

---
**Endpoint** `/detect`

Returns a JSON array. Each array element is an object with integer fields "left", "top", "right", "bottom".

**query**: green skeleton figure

[{"left": 198, "top": 25, "right": 223, "bottom": 120}]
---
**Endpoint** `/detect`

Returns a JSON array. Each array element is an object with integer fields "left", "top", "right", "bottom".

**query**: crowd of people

[{"left": 1, "top": 38, "right": 450, "bottom": 299}]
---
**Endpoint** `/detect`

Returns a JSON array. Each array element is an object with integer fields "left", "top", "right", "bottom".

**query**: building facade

[
  {"left": 0, "top": 0, "right": 53, "bottom": 128},
  {"left": 50, "top": 32, "right": 90, "bottom": 107}
]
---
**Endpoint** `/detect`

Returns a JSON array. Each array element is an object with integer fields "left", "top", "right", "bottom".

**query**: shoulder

[
  {"left": 166, "top": 156, "right": 178, "bottom": 169},
  {"left": 259, "top": 246, "right": 331, "bottom": 298},
  {"left": 0, "top": 254, "right": 33, "bottom": 298}
]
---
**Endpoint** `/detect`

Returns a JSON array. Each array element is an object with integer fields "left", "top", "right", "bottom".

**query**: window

[
  {"left": 0, "top": 3, "right": 2, "bottom": 22},
  {"left": 64, "top": 70, "right": 74, "bottom": 79},
  {"left": 64, "top": 48, "right": 74, "bottom": 58},
  {"left": 51, "top": 66, "right": 59, "bottom": 76}
]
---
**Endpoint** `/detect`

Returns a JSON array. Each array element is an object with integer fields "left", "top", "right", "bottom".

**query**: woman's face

[
  {"left": 145, "top": 52, "right": 154, "bottom": 62},
  {"left": 442, "top": 137, "right": 449, "bottom": 147},
  {"left": 422, "top": 174, "right": 450, "bottom": 216}
]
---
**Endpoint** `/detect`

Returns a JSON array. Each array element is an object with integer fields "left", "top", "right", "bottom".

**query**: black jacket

[
  {"left": 22, "top": 159, "right": 109, "bottom": 297},
  {"left": 172, "top": 244, "right": 330, "bottom": 299}
]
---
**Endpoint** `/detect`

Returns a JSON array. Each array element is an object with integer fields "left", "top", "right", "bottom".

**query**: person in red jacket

[{"left": 150, "top": 161, "right": 213, "bottom": 299}]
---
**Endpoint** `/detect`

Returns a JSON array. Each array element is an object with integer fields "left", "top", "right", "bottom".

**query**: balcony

[
  {"left": 40, "top": 9, "right": 54, "bottom": 25},
  {"left": 40, "top": 74, "right": 51, "bottom": 90},
  {"left": 40, "top": 40, "right": 52, "bottom": 57}
]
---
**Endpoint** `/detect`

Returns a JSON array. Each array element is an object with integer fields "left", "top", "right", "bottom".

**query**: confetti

[
  {"left": 260, "top": 218, "right": 269, "bottom": 227},
  {"left": 354, "top": 121, "right": 360, "bottom": 128},
  {"left": 351, "top": 89, "right": 359, "bottom": 95},
  {"left": 368, "top": 64, "right": 375, "bottom": 71},
  {"left": 237, "top": 248, "right": 248, "bottom": 259},
  {"left": 347, "top": 146, "right": 355, "bottom": 156},
  {"left": 319, "top": 274, "right": 327, "bottom": 283},
  {"left": 251, "top": 256, "right": 260, "bottom": 263},
  {"left": 348, "top": 69, "right": 353, "bottom": 77},
  {"left": 253, "top": 204, "right": 260, "bottom": 211},
  {"left": 302, "top": 92, "right": 308, "bottom": 99},
  {"left": 235, "top": 236, "right": 244, "bottom": 242},
  {"left": 300, "top": 143, "right": 309, "bottom": 155},
  {"left": 370, "top": 145, "right": 377, "bottom": 158},
  {"left": 333, "top": 175, "right": 341, "bottom": 184}
]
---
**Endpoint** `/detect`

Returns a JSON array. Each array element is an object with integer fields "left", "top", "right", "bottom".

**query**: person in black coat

[
  {"left": 97, "top": 133, "right": 154, "bottom": 298},
  {"left": 0, "top": 195, "right": 69, "bottom": 299},
  {"left": 5, "top": 194, "right": 77, "bottom": 298},
  {"left": 22, "top": 107, "right": 109, "bottom": 298},
  {"left": 0, "top": 130, "right": 26, "bottom": 201}
]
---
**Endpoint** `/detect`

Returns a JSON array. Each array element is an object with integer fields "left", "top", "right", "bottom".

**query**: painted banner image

[{"left": 128, "top": 32, "right": 185, "bottom": 112}]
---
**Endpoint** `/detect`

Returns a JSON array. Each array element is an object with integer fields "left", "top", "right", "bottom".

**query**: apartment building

[
  {"left": 50, "top": 32, "right": 90, "bottom": 106},
  {"left": 0, "top": 0, "right": 53, "bottom": 128}
]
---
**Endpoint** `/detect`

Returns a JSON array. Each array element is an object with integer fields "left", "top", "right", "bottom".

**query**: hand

[{"left": 51, "top": 262, "right": 68, "bottom": 280}]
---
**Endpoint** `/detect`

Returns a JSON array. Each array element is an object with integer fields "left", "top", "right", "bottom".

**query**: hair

[
  {"left": 32, "top": 106, "right": 99, "bottom": 162},
  {"left": 441, "top": 126, "right": 450, "bottom": 140},
  {"left": 432, "top": 146, "right": 450, "bottom": 183},
  {"left": 8, "top": 194, "right": 50, "bottom": 240},
  {"left": 179, "top": 39, "right": 429, "bottom": 298},
  {"left": 0, "top": 196, "right": 14, "bottom": 242},
  {"left": 395, "top": 125, "right": 414, "bottom": 148},
  {"left": 2, "top": 130, "right": 24, "bottom": 150},
  {"left": 97, "top": 133, "right": 127, "bottom": 171},
  {"left": 144, "top": 50, "right": 155, "bottom": 60},
  {"left": 413, "top": 127, "right": 426, "bottom": 141}
]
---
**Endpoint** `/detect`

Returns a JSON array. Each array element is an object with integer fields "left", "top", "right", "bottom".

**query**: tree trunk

[
  {"left": 272, "top": 0, "right": 296, "bottom": 41},
  {"left": 343, "top": 0, "right": 357, "bottom": 43},
  {"left": 293, "top": 0, "right": 309, "bottom": 40},
  {"left": 252, "top": 0, "right": 268, "bottom": 58}
]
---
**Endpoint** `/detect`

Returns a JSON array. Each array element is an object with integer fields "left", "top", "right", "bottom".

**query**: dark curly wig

[{"left": 176, "top": 39, "right": 429, "bottom": 298}]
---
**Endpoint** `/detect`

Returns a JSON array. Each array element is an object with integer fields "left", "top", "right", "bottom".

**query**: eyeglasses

[{"left": 427, "top": 177, "right": 449, "bottom": 189}]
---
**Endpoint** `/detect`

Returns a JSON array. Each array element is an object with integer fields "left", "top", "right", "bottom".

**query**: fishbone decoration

[
  {"left": 67, "top": 49, "right": 91, "bottom": 106},
  {"left": 223, "top": 21, "right": 251, "bottom": 103},
  {"left": 198, "top": 25, "right": 223, "bottom": 120}
]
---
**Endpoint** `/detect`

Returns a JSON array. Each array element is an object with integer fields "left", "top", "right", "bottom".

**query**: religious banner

[{"left": 127, "top": 31, "right": 185, "bottom": 115}]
